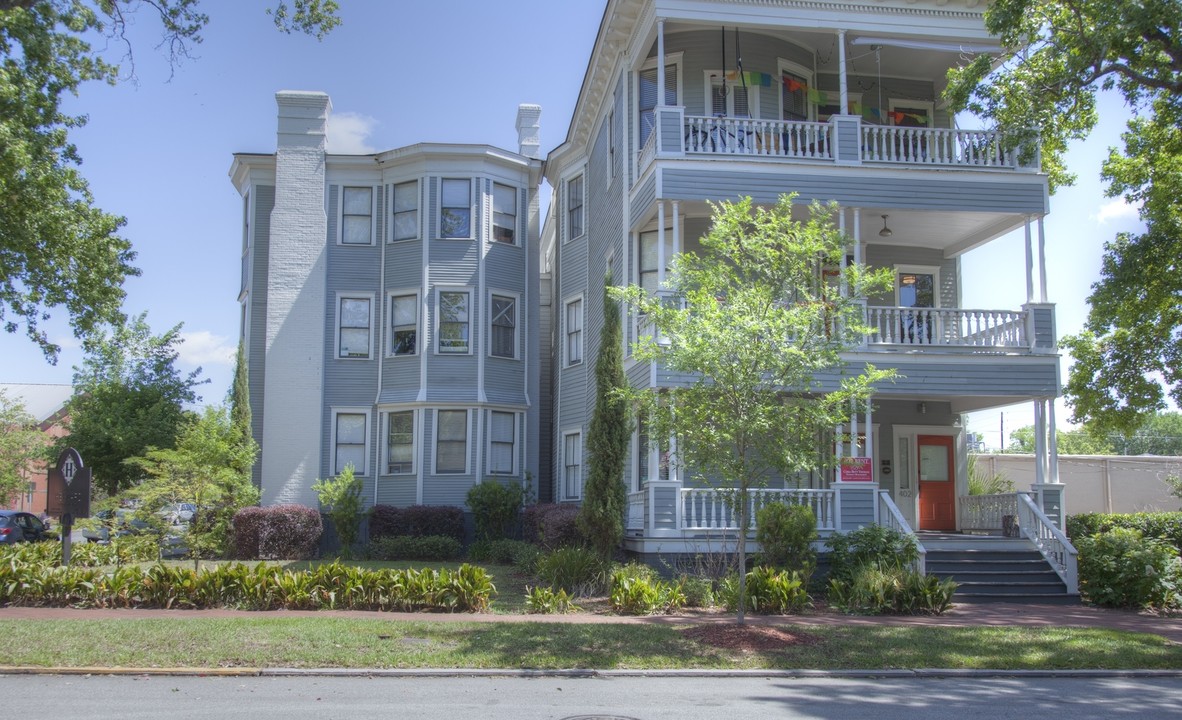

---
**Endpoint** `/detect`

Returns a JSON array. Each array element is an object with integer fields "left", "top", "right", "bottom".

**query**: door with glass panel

[{"left": 897, "top": 270, "right": 935, "bottom": 344}]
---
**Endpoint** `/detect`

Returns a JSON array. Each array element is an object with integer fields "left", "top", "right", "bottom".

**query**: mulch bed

[{"left": 682, "top": 623, "right": 823, "bottom": 653}]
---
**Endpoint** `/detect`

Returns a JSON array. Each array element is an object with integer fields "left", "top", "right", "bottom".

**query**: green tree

[
  {"left": 0, "top": 1, "right": 339, "bottom": 361},
  {"left": 228, "top": 340, "right": 253, "bottom": 472},
  {"left": 944, "top": 0, "right": 1182, "bottom": 432},
  {"left": 0, "top": 390, "right": 50, "bottom": 507},
  {"left": 64, "top": 313, "right": 205, "bottom": 496},
  {"left": 615, "top": 195, "right": 894, "bottom": 624},
  {"left": 125, "top": 405, "right": 260, "bottom": 567},
  {"left": 577, "top": 277, "right": 632, "bottom": 560},
  {"left": 1114, "top": 411, "right": 1182, "bottom": 455},
  {"left": 312, "top": 464, "right": 364, "bottom": 559},
  {"left": 1007, "top": 425, "right": 1116, "bottom": 455}
]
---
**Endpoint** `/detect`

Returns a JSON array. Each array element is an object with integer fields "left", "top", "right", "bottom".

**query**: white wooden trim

[
  {"left": 562, "top": 293, "right": 585, "bottom": 368},
  {"left": 893, "top": 264, "right": 942, "bottom": 309},
  {"left": 385, "top": 288, "right": 420, "bottom": 358},
  {"left": 336, "top": 185, "right": 378, "bottom": 247},
  {"left": 487, "top": 288, "right": 522, "bottom": 361},
  {"left": 432, "top": 408, "right": 471, "bottom": 476},
  {"left": 380, "top": 407, "right": 418, "bottom": 478},
  {"left": 329, "top": 407, "right": 371, "bottom": 477},
  {"left": 389, "top": 178, "right": 420, "bottom": 243},
  {"left": 433, "top": 285, "right": 474, "bottom": 356},
  {"left": 777, "top": 57, "right": 815, "bottom": 122},
  {"left": 561, "top": 428, "right": 584, "bottom": 501},
  {"left": 437, "top": 177, "right": 475, "bottom": 240},
  {"left": 333, "top": 291, "right": 376, "bottom": 360},
  {"left": 485, "top": 409, "right": 520, "bottom": 477}
]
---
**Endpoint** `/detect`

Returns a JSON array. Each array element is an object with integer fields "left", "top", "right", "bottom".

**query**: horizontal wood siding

[
  {"left": 653, "top": 484, "right": 678, "bottom": 530},
  {"left": 1032, "top": 306, "right": 1055, "bottom": 349},
  {"left": 632, "top": 175, "right": 656, "bottom": 218},
  {"left": 660, "top": 110, "right": 681, "bottom": 152},
  {"left": 661, "top": 168, "right": 1046, "bottom": 214},
  {"left": 376, "top": 476, "right": 416, "bottom": 507},
  {"left": 248, "top": 185, "right": 275, "bottom": 488},
  {"left": 838, "top": 485, "right": 876, "bottom": 531},
  {"left": 423, "top": 408, "right": 479, "bottom": 505}
]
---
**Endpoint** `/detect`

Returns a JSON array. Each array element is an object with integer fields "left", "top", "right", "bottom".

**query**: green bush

[
  {"left": 524, "top": 585, "right": 580, "bottom": 614},
  {"left": 718, "top": 566, "right": 811, "bottom": 614},
  {"left": 466, "top": 481, "right": 526, "bottom": 541},
  {"left": 366, "top": 535, "right": 462, "bottom": 561},
  {"left": 677, "top": 575, "right": 716, "bottom": 608},
  {"left": 468, "top": 538, "right": 540, "bottom": 570},
  {"left": 1067, "top": 512, "right": 1182, "bottom": 552},
  {"left": 312, "top": 464, "right": 364, "bottom": 558},
  {"left": 828, "top": 563, "right": 956, "bottom": 615},
  {"left": 0, "top": 537, "right": 161, "bottom": 567},
  {"left": 755, "top": 502, "right": 817, "bottom": 574},
  {"left": 609, "top": 564, "right": 686, "bottom": 615},
  {"left": 534, "top": 546, "right": 610, "bottom": 596},
  {"left": 825, "top": 525, "right": 920, "bottom": 584},
  {"left": 1076, "top": 528, "right": 1182, "bottom": 609}
]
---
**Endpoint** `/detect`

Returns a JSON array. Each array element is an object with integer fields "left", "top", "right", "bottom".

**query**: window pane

[
  {"left": 387, "top": 411, "right": 414, "bottom": 474},
  {"left": 436, "top": 410, "right": 467, "bottom": 474},
  {"left": 782, "top": 72, "right": 807, "bottom": 120},
  {"left": 391, "top": 295, "right": 416, "bottom": 356},
  {"left": 491, "top": 295, "right": 515, "bottom": 358},
  {"left": 440, "top": 208, "right": 471, "bottom": 238},
  {"left": 342, "top": 216, "right": 371, "bottom": 245},
  {"left": 343, "top": 187, "right": 371, "bottom": 215},
  {"left": 335, "top": 446, "right": 365, "bottom": 475},
  {"left": 493, "top": 184, "right": 515, "bottom": 215},
  {"left": 493, "top": 212, "right": 515, "bottom": 244},
  {"left": 393, "top": 213, "right": 417, "bottom": 241},
  {"left": 491, "top": 411, "right": 514, "bottom": 442},
  {"left": 441, "top": 179, "right": 469, "bottom": 206},
  {"left": 392, "top": 295, "right": 416, "bottom": 326},
  {"left": 640, "top": 232, "right": 658, "bottom": 272},
  {"left": 340, "top": 328, "right": 369, "bottom": 357},
  {"left": 440, "top": 292, "right": 468, "bottom": 322},
  {"left": 438, "top": 410, "right": 466, "bottom": 440},
  {"left": 341, "top": 298, "right": 370, "bottom": 327},
  {"left": 393, "top": 181, "right": 417, "bottom": 212}
]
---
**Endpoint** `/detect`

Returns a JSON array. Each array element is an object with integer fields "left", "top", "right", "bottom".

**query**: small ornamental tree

[
  {"left": 312, "top": 464, "right": 364, "bottom": 559},
  {"left": 577, "top": 276, "right": 632, "bottom": 560},
  {"left": 614, "top": 195, "right": 894, "bottom": 624},
  {"left": 0, "top": 390, "right": 50, "bottom": 508},
  {"left": 229, "top": 340, "right": 253, "bottom": 473}
]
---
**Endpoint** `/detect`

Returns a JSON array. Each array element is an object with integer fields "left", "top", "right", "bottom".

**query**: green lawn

[{"left": 1, "top": 618, "right": 1177, "bottom": 670}]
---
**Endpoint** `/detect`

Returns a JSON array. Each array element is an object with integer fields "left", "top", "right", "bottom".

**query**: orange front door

[{"left": 917, "top": 435, "right": 956, "bottom": 531}]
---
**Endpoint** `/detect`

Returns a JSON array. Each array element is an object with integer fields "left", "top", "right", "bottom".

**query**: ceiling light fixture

[{"left": 879, "top": 215, "right": 893, "bottom": 237}]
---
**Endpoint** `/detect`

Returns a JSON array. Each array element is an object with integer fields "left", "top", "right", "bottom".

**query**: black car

[{"left": 0, "top": 511, "right": 52, "bottom": 545}]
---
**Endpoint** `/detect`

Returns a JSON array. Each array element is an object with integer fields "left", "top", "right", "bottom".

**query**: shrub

[
  {"left": 609, "top": 565, "right": 686, "bottom": 615},
  {"left": 523, "top": 504, "right": 581, "bottom": 548},
  {"left": 468, "top": 538, "right": 539, "bottom": 567},
  {"left": 677, "top": 575, "right": 715, "bottom": 608},
  {"left": 827, "top": 563, "right": 956, "bottom": 615},
  {"left": 367, "top": 535, "right": 463, "bottom": 561},
  {"left": 467, "top": 481, "right": 526, "bottom": 541},
  {"left": 1067, "top": 512, "right": 1182, "bottom": 552},
  {"left": 755, "top": 502, "right": 817, "bottom": 574},
  {"left": 825, "top": 525, "right": 920, "bottom": 584},
  {"left": 312, "top": 464, "right": 364, "bottom": 558},
  {"left": 1076, "top": 528, "right": 1182, "bottom": 609},
  {"left": 257, "top": 505, "right": 322, "bottom": 560},
  {"left": 524, "top": 585, "right": 581, "bottom": 614},
  {"left": 534, "top": 546, "right": 610, "bottom": 596},
  {"left": 718, "top": 567, "right": 811, "bottom": 614},
  {"left": 369, "top": 505, "right": 465, "bottom": 542},
  {"left": 232, "top": 506, "right": 267, "bottom": 559}
]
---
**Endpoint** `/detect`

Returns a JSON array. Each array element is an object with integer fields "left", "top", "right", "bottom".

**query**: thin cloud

[
  {"left": 1093, "top": 197, "right": 1140, "bottom": 224},
  {"left": 326, "top": 112, "right": 378, "bottom": 154},
  {"left": 178, "top": 331, "right": 236, "bottom": 368}
]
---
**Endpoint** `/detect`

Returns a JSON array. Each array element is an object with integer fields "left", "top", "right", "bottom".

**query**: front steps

[{"left": 920, "top": 534, "right": 1078, "bottom": 604}]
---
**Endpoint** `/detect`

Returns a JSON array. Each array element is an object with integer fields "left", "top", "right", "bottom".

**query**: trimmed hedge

[
  {"left": 1075, "top": 527, "right": 1181, "bottom": 609},
  {"left": 367, "top": 535, "right": 463, "bottom": 561},
  {"left": 232, "top": 505, "right": 322, "bottom": 560},
  {"left": 1066, "top": 512, "right": 1182, "bottom": 552},
  {"left": 369, "top": 505, "right": 465, "bottom": 542},
  {"left": 523, "top": 504, "right": 582, "bottom": 549},
  {"left": 0, "top": 558, "right": 495, "bottom": 612}
]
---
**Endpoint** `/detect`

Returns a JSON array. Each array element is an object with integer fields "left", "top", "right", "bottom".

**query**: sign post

[{"left": 46, "top": 448, "right": 92, "bottom": 566}]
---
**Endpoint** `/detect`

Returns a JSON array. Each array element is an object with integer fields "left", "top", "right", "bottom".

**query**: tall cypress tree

[
  {"left": 229, "top": 340, "right": 253, "bottom": 476},
  {"left": 577, "top": 276, "right": 632, "bottom": 559}
]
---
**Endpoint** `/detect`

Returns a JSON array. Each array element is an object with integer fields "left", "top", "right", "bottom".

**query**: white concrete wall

[{"left": 974, "top": 454, "right": 1182, "bottom": 515}]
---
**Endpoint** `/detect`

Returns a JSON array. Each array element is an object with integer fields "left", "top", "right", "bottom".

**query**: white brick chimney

[{"left": 516, "top": 104, "right": 541, "bottom": 159}]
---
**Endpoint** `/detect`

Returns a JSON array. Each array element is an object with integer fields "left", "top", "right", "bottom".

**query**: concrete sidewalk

[{"left": 1, "top": 601, "right": 1178, "bottom": 644}]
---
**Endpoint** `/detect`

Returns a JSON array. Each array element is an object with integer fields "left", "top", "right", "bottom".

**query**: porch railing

[
  {"left": 959, "top": 492, "right": 1022, "bottom": 533},
  {"left": 878, "top": 491, "right": 925, "bottom": 575},
  {"left": 681, "top": 487, "right": 836, "bottom": 532},
  {"left": 684, "top": 116, "right": 832, "bottom": 160},
  {"left": 638, "top": 130, "right": 657, "bottom": 175},
  {"left": 1017, "top": 492, "right": 1079, "bottom": 594},
  {"left": 862, "top": 126, "right": 1017, "bottom": 168},
  {"left": 866, "top": 307, "right": 1029, "bottom": 349},
  {"left": 626, "top": 490, "right": 646, "bottom": 532}
]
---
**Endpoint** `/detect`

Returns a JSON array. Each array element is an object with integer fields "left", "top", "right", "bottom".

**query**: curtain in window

[
  {"left": 489, "top": 411, "right": 515, "bottom": 474},
  {"left": 492, "top": 184, "right": 516, "bottom": 244},
  {"left": 387, "top": 411, "right": 414, "bottom": 474},
  {"left": 342, "top": 187, "right": 372, "bottom": 244},
  {"left": 392, "top": 181, "right": 418, "bottom": 241},
  {"left": 436, "top": 410, "right": 468, "bottom": 474},
  {"left": 335, "top": 413, "right": 366, "bottom": 474}
]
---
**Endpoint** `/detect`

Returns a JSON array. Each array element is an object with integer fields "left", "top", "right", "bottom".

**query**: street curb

[{"left": 4, "top": 666, "right": 1182, "bottom": 679}]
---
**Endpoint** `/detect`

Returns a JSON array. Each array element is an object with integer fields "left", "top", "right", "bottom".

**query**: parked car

[
  {"left": 80, "top": 509, "right": 149, "bottom": 544},
  {"left": 0, "top": 511, "right": 53, "bottom": 545}
]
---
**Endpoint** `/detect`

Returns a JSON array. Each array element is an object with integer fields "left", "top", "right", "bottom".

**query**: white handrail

[
  {"left": 626, "top": 490, "right": 646, "bottom": 531},
  {"left": 878, "top": 491, "right": 926, "bottom": 575},
  {"left": 959, "top": 492, "right": 1021, "bottom": 533},
  {"left": 680, "top": 488, "right": 836, "bottom": 532},
  {"left": 861, "top": 125, "right": 1016, "bottom": 168},
  {"left": 1016, "top": 492, "right": 1079, "bottom": 595},
  {"left": 866, "top": 306, "right": 1029, "bottom": 349},
  {"left": 684, "top": 116, "right": 832, "bottom": 160}
]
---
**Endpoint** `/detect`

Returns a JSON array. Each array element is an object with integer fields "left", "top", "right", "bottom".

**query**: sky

[{"left": 1, "top": 1, "right": 1147, "bottom": 449}]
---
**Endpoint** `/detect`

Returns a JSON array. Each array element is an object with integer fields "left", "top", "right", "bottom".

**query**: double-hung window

[
  {"left": 440, "top": 178, "right": 471, "bottom": 239},
  {"left": 341, "top": 187, "right": 373, "bottom": 245},
  {"left": 334, "top": 411, "right": 368, "bottom": 475},
  {"left": 488, "top": 411, "right": 516, "bottom": 475},
  {"left": 638, "top": 63, "right": 678, "bottom": 148},
  {"left": 386, "top": 410, "right": 414, "bottom": 474},
  {"left": 490, "top": 294, "right": 516, "bottom": 359},
  {"left": 390, "top": 293, "right": 417, "bottom": 356},
  {"left": 435, "top": 409, "right": 468, "bottom": 474},
  {"left": 437, "top": 291, "right": 470, "bottom": 353},
  {"left": 565, "top": 298, "right": 583, "bottom": 366},
  {"left": 563, "top": 431, "right": 583, "bottom": 500},
  {"left": 492, "top": 184, "right": 517, "bottom": 245},
  {"left": 566, "top": 174, "right": 584, "bottom": 241},
  {"left": 391, "top": 180, "right": 418, "bottom": 241},
  {"left": 338, "top": 296, "right": 372, "bottom": 359}
]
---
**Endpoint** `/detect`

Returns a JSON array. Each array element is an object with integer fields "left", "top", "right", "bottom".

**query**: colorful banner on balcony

[
  {"left": 724, "top": 70, "right": 773, "bottom": 86},
  {"left": 782, "top": 75, "right": 930, "bottom": 125}
]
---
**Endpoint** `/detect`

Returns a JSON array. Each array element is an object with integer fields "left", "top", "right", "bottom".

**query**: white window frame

[
  {"left": 434, "top": 287, "right": 473, "bottom": 355},
  {"left": 894, "top": 265, "right": 942, "bottom": 309},
  {"left": 488, "top": 290, "right": 520, "bottom": 360},
  {"left": 390, "top": 179, "right": 420, "bottom": 243},
  {"left": 433, "top": 408, "right": 470, "bottom": 476},
  {"left": 491, "top": 183, "right": 519, "bottom": 246},
  {"left": 888, "top": 99, "right": 937, "bottom": 128},
  {"left": 564, "top": 295, "right": 584, "bottom": 367},
  {"left": 331, "top": 408, "right": 370, "bottom": 476},
  {"left": 777, "top": 58, "right": 815, "bottom": 122},
  {"left": 438, "top": 177, "right": 474, "bottom": 240},
  {"left": 565, "top": 172, "right": 585, "bottom": 243},
  {"left": 562, "top": 429, "right": 583, "bottom": 501},
  {"left": 383, "top": 408, "right": 417, "bottom": 476},
  {"left": 486, "top": 410, "right": 518, "bottom": 476},
  {"left": 635, "top": 52, "right": 684, "bottom": 154},
  {"left": 387, "top": 290, "right": 419, "bottom": 357},
  {"left": 335, "top": 292, "right": 375, "bottom": 360},
  {"left": 338, "top": 186, "right": 376, "bottom": 246},
  {"left": 703, "top": 70, "right": 760, "bottom": 118}
]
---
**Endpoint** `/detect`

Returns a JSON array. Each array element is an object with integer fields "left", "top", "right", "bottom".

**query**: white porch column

[
  {"left": 850, "top": 399, "right": 859, "bottom": 456},
  {"left": 835, "top": 424, "right": 844, "bottom": 482},
  {"left": 1024, "top": 216, "right": 1035, "bottom": 304},
  {"left": 672, "top": 201, "right": 681, "bottom": 257},
  {"left": 657, "top": 20, "right": 666, "bottom": 107},
  {"left": 1033, "top": 399, "right": 1047, "bottom": 486},
  {"left": 657, "top": 201, "right": 667, "bottom": 287},
  {"left": 838, "top": 206, "right": 848, "bottom": 298},
  {"left": 837, "top": 29, "right": 848, "bottom": 115},
  {"left": 1048, "top": 400, "right": 1060, "bottom": 483},
  {"left": 1037, "top": 216, "right": 1049, "bottom": 303},
  {"left": 864, "top": 400, "right": 873, "bottom": 460},
  {"left": 852, "top": 207, "right": 862, "bottom": 266}
]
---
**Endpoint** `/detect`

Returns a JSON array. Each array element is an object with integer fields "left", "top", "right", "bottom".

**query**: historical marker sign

[{"left": 47, "top": 447, "right": 91, "bottom": 519}]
